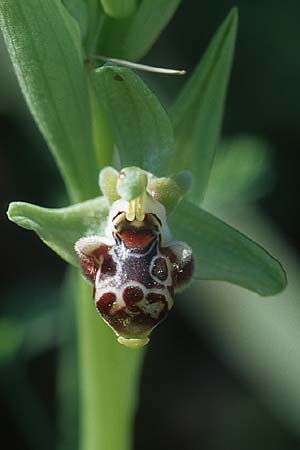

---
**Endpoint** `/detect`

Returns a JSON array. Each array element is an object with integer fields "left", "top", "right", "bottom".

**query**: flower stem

[{"left": 77, "top": 275, "right": 143, "bottom": 450}]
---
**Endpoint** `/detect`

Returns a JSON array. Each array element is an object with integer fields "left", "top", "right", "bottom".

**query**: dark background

[{"left": 1, "top": 0, "right": 300, "bottom": 449}]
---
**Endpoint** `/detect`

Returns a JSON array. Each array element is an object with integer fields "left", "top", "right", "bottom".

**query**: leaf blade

[
  {"left": 204, "top": 135, "right": 273, "bottom": 208},
  {"left": 0, "top": 0, "right": 98, "bottom": 201},
  {"left": 169, "top": 200, "right": 287, "bottom": 296},
  {"left": 170, "top": 8, "right": 238, "bottom": 203},
  {"left": 91, "top": 65, "right": 173, "bottom": 175},
  {"left": 7, "top": 198, "right": 109, "bottom": 266}
]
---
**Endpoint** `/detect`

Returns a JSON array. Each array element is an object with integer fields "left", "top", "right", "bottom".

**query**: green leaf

[
  {"left": 100, "top": 0, "right": 136, "bottom": 18},
  {"left": 170, "top": 8, "right": 238, "bottom": 203},
  {"left": 97, "top": 0, "right": 181, "bottom": 60},
  {"left": 0, "top": 0, "right": 98, "bottom": 202},
  {"left": 7, "top": 198, "right": 109, "bottom": 266},
  {"left": 205, "top": 135, "right": 273, "bottom": 208},
  {"left": 170, "top": 200, "right": 287, "bottom": 296},
  {"left": 91, "top": 65, "right": 173, "bottom": 175}
]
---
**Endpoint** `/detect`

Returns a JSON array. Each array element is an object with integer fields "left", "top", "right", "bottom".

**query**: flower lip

[{"left": 117, "top": 228, "right": 155, "bottom": 249}]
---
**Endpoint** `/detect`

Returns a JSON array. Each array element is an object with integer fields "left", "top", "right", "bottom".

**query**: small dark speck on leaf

[{"left": 114, "top": 75, "right": 124, "bottom": 81}]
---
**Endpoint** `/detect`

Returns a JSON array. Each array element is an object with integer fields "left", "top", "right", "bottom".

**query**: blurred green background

[{"left": 1, "top": 0, "right": 300, "bottom": 449}]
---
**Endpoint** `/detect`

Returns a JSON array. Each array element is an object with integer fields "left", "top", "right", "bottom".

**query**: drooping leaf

[
  {"left": 0, "top": 0, "right": 98, "bottom": 202},
  {"left": 170, "top": 200, "right": 286, "bottom": 296},
  {"left": 90, "top": 65, "right": 173, "bottom": 175},
  {"left": 7, "top": 198, "right": 109, "bottom": 266},
  {"left": 100, "top": 0, "right": 136, "bottom": 18},
  {"left": 97, "top": 0, "right": 181, "bottom": 60},
  {"left": 170, "top": 8, "right": 238, "bottom": 203}
]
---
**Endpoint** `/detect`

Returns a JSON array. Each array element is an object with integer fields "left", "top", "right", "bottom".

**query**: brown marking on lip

[
  {"left": 151, "top": 257, "right": 168, "bottom": 281},
  {"left": 123, "top": 286, "right": 144, "bottom": 306},
  {"left": 96, "top": 292, "right": 117, "bottom": 315}
]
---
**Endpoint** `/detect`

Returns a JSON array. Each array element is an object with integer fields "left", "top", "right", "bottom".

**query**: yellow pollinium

[
  {"left": 117, "top": 336, "right": 150, "bottom": 349},
  {"left": 126, "top": 194, "right": 145, "bottom": 222}
]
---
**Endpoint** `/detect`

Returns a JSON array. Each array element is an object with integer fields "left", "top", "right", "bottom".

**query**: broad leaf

[
  {"left": 170, "top": 200, "right": 287, "bottom": 296},
  {"left": 91, "top": 65, "right": 173, "bottom": 175},
  {"left": 8, "top": 195, "right": 286, "bottom": 296},
  {"left": 100, "top": 0, "right": 136, "bottom": 18},
  {"left": 97, "top": 0, "right": 181, "bottom": 60},
  {"left": 0, "top": 0, "right": 98, "bottom": 202},
  {"left": 170, "top": 8, "right": 238, "bottom": 203},
  {"left": 7, "top": 198, "right": 109, "bottom": 266}
]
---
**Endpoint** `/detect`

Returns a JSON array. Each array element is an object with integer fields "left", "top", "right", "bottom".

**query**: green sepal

[
  {"left": 90, "top": 65, "right": 173, "bottom": 175},
  {"left": 7, "top": 198, "right": 109, "bottom": 266},
  {"left": 170, "top": 8, "right": 238, "bottom": 203},
  {"left": 170, "top": 200, "right": 287, "bottom": 296}
]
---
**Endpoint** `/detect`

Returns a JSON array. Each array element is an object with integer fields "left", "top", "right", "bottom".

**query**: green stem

[{"left": 77, "top": 275, "right": 143, "bottom": 450}]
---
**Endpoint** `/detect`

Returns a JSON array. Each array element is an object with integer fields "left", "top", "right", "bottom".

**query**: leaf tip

[
  {"left": 228, "top": 6, "right": 239, "bottom": 29},
  {"left": 261, "top": 260, "right": 287, "bottom": 297},
  {"left": 6, "top": 201, "right": 38, "bottom": 231},
  {"left": 230, "top": 6, "right": 239, "bottom": 20},
  {"left": 7, "top": 201, "right": 21, "bottom": 223}
]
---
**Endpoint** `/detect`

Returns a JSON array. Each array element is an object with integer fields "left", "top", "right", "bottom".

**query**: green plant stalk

[
  {"left": 69, "top": 89, "right": 143, "bottom": 450},
  {"left": 77, "top": 277, "right": 143, "bottom": 450}
]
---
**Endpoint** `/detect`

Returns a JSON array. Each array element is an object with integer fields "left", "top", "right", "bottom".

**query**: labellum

[{"left": 75, "top": 167, "right": 194, "bottom": 348}]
